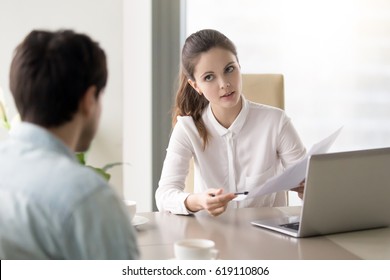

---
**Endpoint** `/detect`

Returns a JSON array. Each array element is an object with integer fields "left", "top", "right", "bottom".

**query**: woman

[{"left": 156, "top": 29, "right": 306, "bottom": 216}]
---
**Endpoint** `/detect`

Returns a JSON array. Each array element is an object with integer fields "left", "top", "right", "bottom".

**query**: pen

[
  {"left": 235, "top": 191, "right": 249, "bottom": 195},
  {"left": 210, "top": 191, "right": 249, "bottom": 197}
]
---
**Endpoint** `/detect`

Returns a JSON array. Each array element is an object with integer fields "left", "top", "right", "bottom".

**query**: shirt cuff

[{"left": 179, "top": 192, "right": 196, "bottom": 215}]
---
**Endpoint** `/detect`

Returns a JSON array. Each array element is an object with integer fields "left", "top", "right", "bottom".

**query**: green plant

[
  {"left": 76, "top": 152, "right": 127, "bottom": 182},
  {"left": 0, "top": 87, "right": 11, "bottom": 131}
]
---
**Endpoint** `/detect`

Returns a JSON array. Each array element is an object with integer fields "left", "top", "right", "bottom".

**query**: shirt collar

[
  {"left": 10, "top": 122, "right": 76, "bottom": 161},
  {"left": 206, "top": 95, "right": 249, "bottom": 137}
]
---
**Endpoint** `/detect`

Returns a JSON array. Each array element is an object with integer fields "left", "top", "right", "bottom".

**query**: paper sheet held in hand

[{"left": 245, "top": 127, "right": 342, "bottom": 200}]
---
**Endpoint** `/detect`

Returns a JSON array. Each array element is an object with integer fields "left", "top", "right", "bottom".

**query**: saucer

[{"left": 132, "top": 215, "right": 149, "bottom": 226}]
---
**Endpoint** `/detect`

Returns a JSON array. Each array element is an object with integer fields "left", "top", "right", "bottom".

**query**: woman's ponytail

[{"left": 173, "top": 71, "right": 209, "bottom": 149}]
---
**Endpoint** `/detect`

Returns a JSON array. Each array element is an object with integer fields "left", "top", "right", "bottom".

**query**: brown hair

[
  {"left": 10, "top": 29, "right": 107, "bottom": 127},
  {"left": 173, "top": 29, "right": 238, "bottom": 149}
]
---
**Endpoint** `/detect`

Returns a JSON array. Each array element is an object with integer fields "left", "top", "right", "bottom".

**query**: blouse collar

[{"left": 206, "top": 95, "right": 249, "bottom": 137}]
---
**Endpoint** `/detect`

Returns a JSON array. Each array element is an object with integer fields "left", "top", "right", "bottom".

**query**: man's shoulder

[
  {"left": 46, "top": 156, "right": 111, "bottom": 207},
  {"left": 4, "top": 147, "right": 112, "bottom": 217}
]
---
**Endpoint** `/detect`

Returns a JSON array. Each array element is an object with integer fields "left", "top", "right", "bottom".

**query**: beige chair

[
  {"left": 184, "top": 73, "right": 288, "bottom": 206},
  {"left": 241, "top": 74, "right": 284, "bottom": 109}
]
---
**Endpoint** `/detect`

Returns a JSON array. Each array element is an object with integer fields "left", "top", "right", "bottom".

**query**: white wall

[{"left": 0, "top": 0, "right": 124, "bottom": 195}]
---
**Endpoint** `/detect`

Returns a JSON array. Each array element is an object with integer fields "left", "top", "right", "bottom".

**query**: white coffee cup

[
  {"left": 174, "top": 239, "right": 218, "bottom": 260},
  {"left": 123, "top": 200, "right": 137, "bottom": 221}
]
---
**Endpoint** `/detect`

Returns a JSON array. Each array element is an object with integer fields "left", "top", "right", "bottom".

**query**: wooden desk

[{"left": 134, "top": 207, "right": 390, "bottom": 260}]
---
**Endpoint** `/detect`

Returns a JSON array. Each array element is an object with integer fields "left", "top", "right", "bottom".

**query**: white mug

[
  {"left": 123, "top": 200, "right": 137, "bottom": 221},
  {"left": 174, "top": 239, "right": 218, "bottom": 260}
]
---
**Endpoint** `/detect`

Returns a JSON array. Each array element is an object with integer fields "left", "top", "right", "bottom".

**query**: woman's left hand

[{"left": 290, "top": 180, "right": 305, "bottom": 199}]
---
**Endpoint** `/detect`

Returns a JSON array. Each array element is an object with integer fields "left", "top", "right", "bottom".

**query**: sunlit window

[{"left": 186, "top": 0, "right": 390, "bottom": 152}]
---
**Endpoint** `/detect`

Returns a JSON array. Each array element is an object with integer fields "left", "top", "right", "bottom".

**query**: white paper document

[{"left": 245, "top": 127, "right": 343, "bottom": 200}]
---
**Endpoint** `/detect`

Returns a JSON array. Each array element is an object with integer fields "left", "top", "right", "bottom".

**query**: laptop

[{"left": 251, "top": 147, "right": 390, "bottom": 237}]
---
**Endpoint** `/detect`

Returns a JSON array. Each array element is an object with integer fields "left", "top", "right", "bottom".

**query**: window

[
  {"left": 186, "top": 0, "right": 390, "bottom": 205},
  {"left": 186, "top": 0, "right": 390, "bottom": 151}
]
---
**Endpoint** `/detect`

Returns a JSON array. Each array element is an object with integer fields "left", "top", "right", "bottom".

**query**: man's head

[{"left": 9, "top": 29, "right": 107, "bottom": 151}]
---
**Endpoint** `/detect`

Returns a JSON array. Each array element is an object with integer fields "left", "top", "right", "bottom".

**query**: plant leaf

[
  {"left": 88, "top": 166, "right": 111, "bottom": 181},
  {"left": 76, "top": 152, "right": 86, "bottom": 165},
  {"left": 0, "top": 101, "right": 10, "bottom": 130},
  {"left": 102, "top": 162, "right": 131, "bottom": 172}
]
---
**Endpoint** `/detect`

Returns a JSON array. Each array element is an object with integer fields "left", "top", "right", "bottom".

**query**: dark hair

[
  {"left": 173, "top": 29, "right": 238, "bottom": 149},
  {"left": 9, "top": 29, "right": 107, "bottom": 127}
]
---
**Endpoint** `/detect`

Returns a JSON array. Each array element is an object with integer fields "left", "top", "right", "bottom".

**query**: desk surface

[{"left": 134, "top": 207, "right": 390, "bottom": 260}]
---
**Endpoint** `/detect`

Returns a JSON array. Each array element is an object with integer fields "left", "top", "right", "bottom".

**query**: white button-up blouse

[{"left": 156, "top": 96, "right": 306, "bottom": 214}]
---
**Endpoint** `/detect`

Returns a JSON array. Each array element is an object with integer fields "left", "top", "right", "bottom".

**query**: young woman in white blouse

[{"left": 156, "top": 29, "right": 306, "bottom": 216}]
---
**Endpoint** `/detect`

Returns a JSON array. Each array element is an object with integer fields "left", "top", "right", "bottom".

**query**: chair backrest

[
  {"left": 241, "top": 73, "right": 284, "bottom": 109},
  {"left": 184, "top": 74, "right": 287, "bottom": 205}
]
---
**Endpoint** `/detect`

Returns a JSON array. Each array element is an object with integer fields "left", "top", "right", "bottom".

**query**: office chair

[{"left": 184, "top": 73, "right": 288, "bottom": 206}]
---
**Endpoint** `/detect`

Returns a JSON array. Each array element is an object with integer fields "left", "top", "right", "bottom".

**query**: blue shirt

[{"left": 0, "top": 123, "right": 139, "bottom": 259}]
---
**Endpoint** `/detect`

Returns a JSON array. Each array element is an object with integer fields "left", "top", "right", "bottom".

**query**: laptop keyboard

[{"left": 280, "top": 222, "right": 300, "bottom": 231}]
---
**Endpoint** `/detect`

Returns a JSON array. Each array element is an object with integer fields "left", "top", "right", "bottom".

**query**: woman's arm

[
  {"left": 155, "top": 119, "right": 196, "bottom": 214},
  {"left": 277, "top": 114, "right": 307, "bottom": 198},
  {"left": 277, "top": 115, "right": 306, "bottom": 168},
  {"left": 155, "top": 118, "right": 236, "bottom": 215}
]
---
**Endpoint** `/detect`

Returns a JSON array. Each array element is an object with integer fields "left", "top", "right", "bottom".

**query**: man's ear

[
  {"left": 80, "top": 86, "right": 98, "bottom": 116},
  {"left": 187, "top": 79, "right": 202, "bottom": 95}
]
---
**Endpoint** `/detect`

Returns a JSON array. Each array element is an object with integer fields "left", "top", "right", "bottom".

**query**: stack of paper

[{"left": 244, "top": 127, "right": 343, "bottom": 200}]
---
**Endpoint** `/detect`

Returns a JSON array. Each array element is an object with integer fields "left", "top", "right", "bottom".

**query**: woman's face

[{"left": 189, "top": 47, "right": 242, "bottom": 117}]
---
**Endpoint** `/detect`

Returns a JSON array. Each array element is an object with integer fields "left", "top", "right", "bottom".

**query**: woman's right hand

[{"left": 184, "top": 188, "right": 237, "bottom": 216}]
